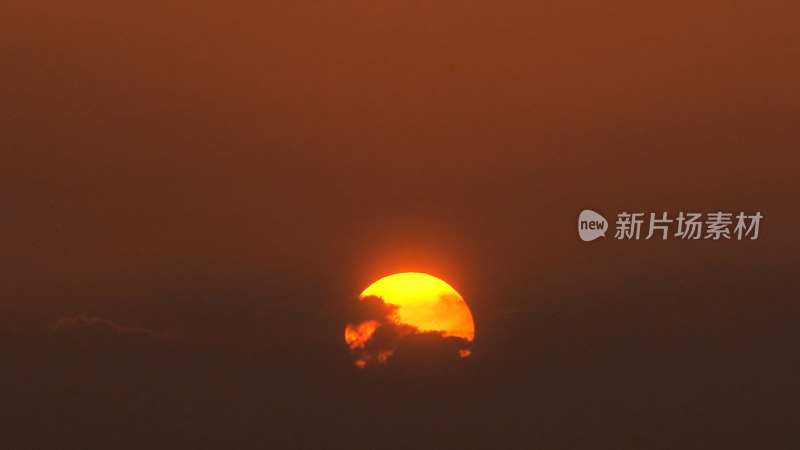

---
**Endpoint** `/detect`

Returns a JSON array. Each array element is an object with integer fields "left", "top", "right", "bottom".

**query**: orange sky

[
  {"left": 1, "top": 2, "right": 799, "bottom": 446},
  {"left": 2, "top": 1, "right": 797, "bottom": 328}
]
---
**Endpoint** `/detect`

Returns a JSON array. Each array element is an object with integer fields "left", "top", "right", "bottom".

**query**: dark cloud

[
  {"left": 344, "top": 294, "right": 399, "bottom": 324},
  {"left": 51, "top": 315, "right": 156, "bottom": 336},
  {"left": 386, "top": 329, "right": 472, "bottom": 365},
  {"left": 47, "top": 315, "right": 170, "bottom": 351},
  {"left": 344, "top": 295, "right": 472, "bottom": 367}
]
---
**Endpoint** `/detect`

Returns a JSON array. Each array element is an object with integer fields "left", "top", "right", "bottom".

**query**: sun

[
  {"left": 345, "top": 272, "right": 475, "bottom": 367},
  {"left": 361, "top": 272, "right": 475, "bottom": 341}
]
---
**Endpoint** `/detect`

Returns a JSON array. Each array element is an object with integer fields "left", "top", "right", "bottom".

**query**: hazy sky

[{"left": 2, "top": 1, "right": 799, "bottom": 448}]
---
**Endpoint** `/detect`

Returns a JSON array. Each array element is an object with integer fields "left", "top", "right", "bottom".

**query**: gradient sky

[{"left": 2, "top": 1, "right": 799, "bottom": 448}]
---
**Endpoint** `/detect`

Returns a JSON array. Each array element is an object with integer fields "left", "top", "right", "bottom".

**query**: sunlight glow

[{"left": 360, "top": 272, "right": 475, "bottom": 342}]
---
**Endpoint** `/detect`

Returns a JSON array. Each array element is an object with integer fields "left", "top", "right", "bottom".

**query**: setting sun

[
  {"left": 361, "top": 272, "right": 475, "bottom": 341},
  {"left": 345, "top": 272, "right": 475, "bottom": 367}
]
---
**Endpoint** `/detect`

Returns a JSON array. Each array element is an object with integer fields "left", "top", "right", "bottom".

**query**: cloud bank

[{"left": 345, "top": 295, "right": 471, "bottom": 367}]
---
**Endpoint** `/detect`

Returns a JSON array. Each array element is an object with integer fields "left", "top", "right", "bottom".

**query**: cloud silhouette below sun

[{"left": 345, "top": 294, "right": 473, "bottom": 368}]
